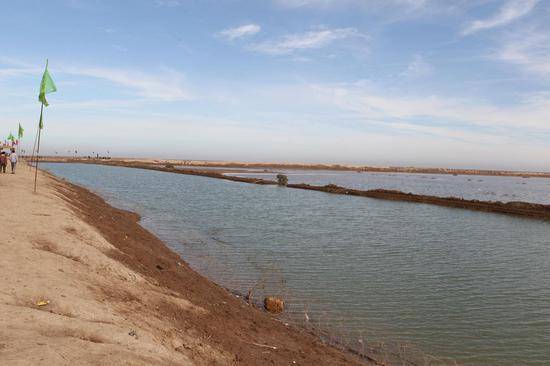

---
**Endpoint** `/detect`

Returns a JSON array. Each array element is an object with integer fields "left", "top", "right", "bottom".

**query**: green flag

[
  {"left": 38, "top": 60, "right": 57, "bottom": 108},
  {"left": 18, "top": 123, "right": 24, "bottom": 139},
  {"left": 7, "top": 132, "right": 15, "bottom": 142},
  {"left": 38, "top": 60, "right": 57, "bottom": 129}
]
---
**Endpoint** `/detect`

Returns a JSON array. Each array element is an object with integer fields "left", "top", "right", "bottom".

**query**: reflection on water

[{"left": 44, "top": 163, "right": 550, "bottom": 366}]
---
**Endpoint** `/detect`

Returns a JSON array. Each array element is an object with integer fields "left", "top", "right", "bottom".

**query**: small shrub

[
  {"left": 276, "top": 173, "right": 288, "bottom": 186},
  {"left": 165, "top": 163, "right": 175, "bottom": 169}
]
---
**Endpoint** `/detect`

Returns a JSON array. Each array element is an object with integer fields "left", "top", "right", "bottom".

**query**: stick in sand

[
  {"left": 34, "top": 104, "right": 44, "bottom": 192},
  {"left": 29, "top": 124, "right": 39, "bottom": 171}
]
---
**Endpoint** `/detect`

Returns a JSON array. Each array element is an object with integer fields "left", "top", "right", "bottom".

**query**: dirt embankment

[
  {"left": 288, "top": 184, "right": 550, "bottom": 220},
  {"left": 60, "top": 177, "right": 374, "bottom": 365},
  {"left": 43, "top": 159, "right": 550, "bottom": 221},
  {"left": 0, "top": 166, "right": 373, "bottom": 365}
]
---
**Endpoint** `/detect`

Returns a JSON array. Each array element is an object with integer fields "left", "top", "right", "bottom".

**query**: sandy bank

[{"left": 0, "top": 167, "right": 371, "bottom": 365}]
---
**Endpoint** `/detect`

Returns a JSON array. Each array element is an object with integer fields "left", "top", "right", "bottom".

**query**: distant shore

[
  {"left": 36, "top": 156, "right": 550, "bottom": 178},
  {"left": 38, "top": 157, "right": 550, "bottom": 221}
]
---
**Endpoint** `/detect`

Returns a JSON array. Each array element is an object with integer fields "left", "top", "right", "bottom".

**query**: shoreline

[
  {"left": 37, "top": 156, "right": 550, "bottom": 178},
  {"left": 41, "top": 159, "right": 550, "bottom": 221},
  {"left": 1, "top": 165, "right": 374, "bottom": 365}
]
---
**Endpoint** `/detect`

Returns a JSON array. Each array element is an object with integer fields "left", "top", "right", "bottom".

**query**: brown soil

[
  {"left": 52, "top": 173, "right": 375, "bottom": 365},
  {"left": 288, "top": 184, "right": 550, "bottom": 221}
]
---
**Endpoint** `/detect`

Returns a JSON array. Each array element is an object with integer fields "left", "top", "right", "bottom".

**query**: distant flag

[
  {"left": 18, "top": 123, "right": 24, "bottom": 139},
  {"left": 7, "top": 132, "right": 15, "bottom": 143},
  {"left": 38, "top": 60, "right": 57, "bottom": 129}
]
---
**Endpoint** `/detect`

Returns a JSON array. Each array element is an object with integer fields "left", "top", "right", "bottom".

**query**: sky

[{"left": 1, "top": 0, "right": 549, "bottom": 170}]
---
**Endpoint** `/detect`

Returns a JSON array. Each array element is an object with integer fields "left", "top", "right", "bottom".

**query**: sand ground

[
  {"left": 0, "top": 165, "right": 370, "bottom": 365},
  {"left": 0, "top": 165, "right": 202, "bottom": 364}
]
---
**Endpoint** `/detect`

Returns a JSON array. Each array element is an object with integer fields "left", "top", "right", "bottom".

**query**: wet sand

[{"left": 0, "top": 166, "right": 372, "bottom": 365}]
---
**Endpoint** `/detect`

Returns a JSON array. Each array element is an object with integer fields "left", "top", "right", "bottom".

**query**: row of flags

[
  {"left": 5, "top": 59, "right": 55, "bottom": 149},
  {"left": 4, "top": 60, "right": 57, "bottom": 191},
  {"left": 3, "top": 124, "right": 23, "bottom": 148},
  {"left": 4, "top": 124, "right": 24, "bottom": 145},
  {"left": 5, "top": 61, "right": 56, "bottom": 144}
]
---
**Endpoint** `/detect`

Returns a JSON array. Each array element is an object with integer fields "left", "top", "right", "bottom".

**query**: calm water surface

[{"left": 44, "top": 163, "right": 550, "bottom": 365}]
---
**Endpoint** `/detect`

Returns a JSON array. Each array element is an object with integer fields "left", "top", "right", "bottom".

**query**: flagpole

[
  {"left": 33, "top": 58, "right": 56, "bottom": 191},
  {"left": 34, "top": 103, "right": 44, "bottom": 193},
  {"left": 29, "top": 125, "right": 39, "bottom": 171}
]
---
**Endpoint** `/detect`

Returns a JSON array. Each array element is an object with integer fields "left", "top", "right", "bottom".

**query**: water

[
  {"left": 221, "top": 169, "right": 550, "bottom": 204},
  {"left": 43, "top": 163, "right": 550, "bottom": 365}
]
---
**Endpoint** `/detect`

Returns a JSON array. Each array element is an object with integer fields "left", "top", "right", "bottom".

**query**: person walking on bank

[
  {"left": 0, "top": 152, "right": 7, "bottom": 173},
  {"left": 9, "top": 148, "right": 17, "bottom": 174}
]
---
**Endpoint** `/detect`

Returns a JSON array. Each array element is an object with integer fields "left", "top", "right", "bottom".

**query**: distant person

[
  {"left": 9, "top": 148, "right": 17, "bottom": 174},
  {"left": 0, "top": 152, "right": 7, "bottom": 173}
]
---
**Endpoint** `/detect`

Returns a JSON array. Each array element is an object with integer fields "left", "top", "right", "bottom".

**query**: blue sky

[{"left": 1, "top": 0, "right": 549, "bottom": 170}]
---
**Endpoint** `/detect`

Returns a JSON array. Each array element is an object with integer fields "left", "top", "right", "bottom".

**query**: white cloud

[
  {"left": 0, "top": 58, "right": 41, "bottom": 79},
  {"left": 218, "top": 24, "right": 261, "bottom": 40},
  {"left": 403, "top": 54, "right": 433, "bottom": 78},
  {"left": 54, "top": 98, "right": 151, "bottom": 110},
  {"left": 63, "top": 66, "right": 192, "bottom": 101},
  {"left": 0, "top": 67, "right": 39, "bottom": 79},
  {"left": 274, "top": 0, "right": 434, "bottom": 13},
  {"left": 305, "top": 82, "right": 550, "bottom": 131},
  {"left": 251, "top": 28, "right": 363, "bottom": 55},
  {"left": 0, "top": 59, "right": 186, "bottom": 103},
  {"left": 207, "top": 80, "right": 550, "bottom": 148},
  {"left": 274, "top": 0, "right": 340, "bottom": 7},
  {"left": 155, "top": 0, "right": 183, "bottom": 6},
  {"left": 274, "top": 0, "right": 428, "bottom": 8},
  {"left": 397, "top": 0, "right": 428, "bottom": 8},
  {"left": 0, "top": 57, "right": 35, "bottom": 68},
  {"left": 497, "top": 30, "right": 550, "bottom": 76},
  {"left": 112, "top": 44, "right": 128, "bottom": 52},
  {"left": 38, "top": 102, "right": 550, "bottom": 170},
  {"left": 462, "top": 0, "right": 539, "bottom": 35}
]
